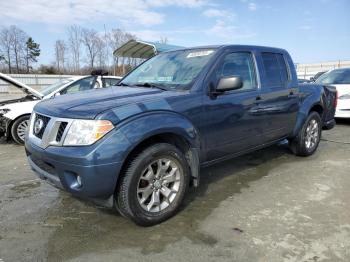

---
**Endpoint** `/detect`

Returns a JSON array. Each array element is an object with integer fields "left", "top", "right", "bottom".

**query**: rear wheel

[
  {"left": 289, "top": 111, "right": 322, "bottom": 156},
  {"left": 115, "top": 143, "right": 190, "bottom": 226},
  {"left": 11, "top": 115, "right": 30, "bottom": 145}
]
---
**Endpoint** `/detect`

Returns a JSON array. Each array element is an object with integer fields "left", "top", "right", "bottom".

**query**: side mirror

[
  {"left": 310, "top": 77, "right": 315, "bottom": 82},
  {"left": 53, "top": 92, "right": 61, "bottom": 98},
  {"left": 216, "top": 76, "right": 243, "bottom": 93}
]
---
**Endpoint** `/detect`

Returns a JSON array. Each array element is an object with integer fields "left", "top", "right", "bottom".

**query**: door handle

[
  {"left": 254, "top": 95, "right": 263, "bottom": 105},
  {"left": 288, "top": 90, "right": 297, "bottom": 97}
]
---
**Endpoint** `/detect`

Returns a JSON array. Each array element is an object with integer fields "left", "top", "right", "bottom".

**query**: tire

[
  {"left": 115, "top": 143, "right": 190, "bottom": 226},
  {"left": 289, "top": 112, "right": 322, "bottom": 156},
  {"left": 11, "top": 115, "right": 30, "bottom": 145}
]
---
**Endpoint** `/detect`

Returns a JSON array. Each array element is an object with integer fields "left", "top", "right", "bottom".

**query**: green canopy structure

[{"left": 113, "top": 40, "right": 184, "bottom": 59}]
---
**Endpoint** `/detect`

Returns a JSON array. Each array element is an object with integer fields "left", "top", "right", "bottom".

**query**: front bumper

[
  {"left": 335, "top": 109, "right": 350, "bottom": 119},
  {"left": 25, "top": 129, "right": 130, "bottom": 204},
  {"left": 335, "top": 99, "right": 350, "bottom": 118}
]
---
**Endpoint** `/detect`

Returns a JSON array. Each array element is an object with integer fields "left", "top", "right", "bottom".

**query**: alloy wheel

[
  {"left": 137, "top": 158, "right": 182, "bottom": 213},
  {"left": 17, "top": 119, "right": 29, "bottom": 142},
  {"left": 305, "top": 119, "right": 319, "bottom": 150}
]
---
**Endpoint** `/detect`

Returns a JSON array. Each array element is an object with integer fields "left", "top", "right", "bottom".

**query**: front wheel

[
  {"left": 289, "top": 111, "right": 322, "bottom": 156},
  {"left": 11, "top": 115, "right": 30, "bottom": 145},
  {"left": 115, "top": 143, "right": 190, "bottom": 226}
]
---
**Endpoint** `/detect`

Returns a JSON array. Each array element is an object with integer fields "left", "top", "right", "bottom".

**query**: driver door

[{"left": 202, "top": 51, "right": 267, "bottom": 162}]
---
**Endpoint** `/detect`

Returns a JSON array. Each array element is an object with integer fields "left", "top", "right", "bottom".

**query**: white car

[
  {"left": 0, "top": 73, "right": 121, "bottom": 144},
  {"left": 316, "top": 68, "right": 350, "bottom": 119}
]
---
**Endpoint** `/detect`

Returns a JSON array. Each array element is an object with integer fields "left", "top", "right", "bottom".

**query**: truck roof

[{"left": 168, "top": 44, "right": 287, "bottom": 54}]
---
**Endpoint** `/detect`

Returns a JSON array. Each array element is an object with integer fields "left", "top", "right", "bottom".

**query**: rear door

[{"left": 255, "top": 52, "right": 299, "bottom": 141}]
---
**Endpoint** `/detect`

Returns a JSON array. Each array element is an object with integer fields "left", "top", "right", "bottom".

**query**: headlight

[
  {"left": 0, "top": 108, "right": 10, "bottom": 115},
  {"left": 339, "top": 93, "right": 350, "bottom": 100},
  {"left": 63, "top": 119, "right": 114, "bottom": 146}
]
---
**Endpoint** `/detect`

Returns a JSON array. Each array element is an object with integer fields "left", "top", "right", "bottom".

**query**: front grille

[
  {"left": 29, "top": 113, "right": 74, "bottom": 149},
  {"left": 34, "top": 114, "right": 50, "bottom": 139},
  {"left": 56, "top": 122, "right": 68, "bottom": 142}
]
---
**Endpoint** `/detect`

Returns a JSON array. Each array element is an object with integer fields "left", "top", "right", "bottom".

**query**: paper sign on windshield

[{"left": 187, "top": 50, "right": 214, "bottom": 58}]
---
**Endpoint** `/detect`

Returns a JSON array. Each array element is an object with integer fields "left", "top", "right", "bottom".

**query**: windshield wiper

[{"left": 135, "top": 82, "right": 168, "bottom": 91}]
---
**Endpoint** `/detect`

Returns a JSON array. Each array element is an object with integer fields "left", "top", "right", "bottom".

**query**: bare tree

[
  {"left": 101, "top": 25, "right": 110, "bottom": 71},
  {"left": 108, "top": 29, "right": 123, "bottom": 75},
  {"left": 67, "top": 25, "right": 82, "bottom": 74},
  {"left": 159, "top": 36, "right": 168, "bottom": 44},
  {"left": 55, "top": 40, "right": 66, "bottom": 73},
  {"left": 96, "top": 34, "right": 108, "bottom": 70},
  {"left": 49, "top": 27, "right": 140, "bottom": 75},
  {"left": 10, "top": 25, "right": 28, "bottom": 73},
  {"left": 0, "top": 27, "right": 12, "bottom": 73},
  {"left": 81, "top": 28, "right": 100, "bottom": 69}
]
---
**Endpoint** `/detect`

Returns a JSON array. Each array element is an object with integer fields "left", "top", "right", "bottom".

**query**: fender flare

[
  {"left": 117, "top": 111, "right": 201, "bottom": 186},
  {"left": 292, "top": 99, "right": 324, "bottom": 137}
]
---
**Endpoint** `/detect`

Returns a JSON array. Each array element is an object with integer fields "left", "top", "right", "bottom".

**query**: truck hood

[
  {"left": 0, "top": 73, "right": 43, "bottom": 99},
  {"left": 34, "top": 86, "right": 183, "bottom": 119}
]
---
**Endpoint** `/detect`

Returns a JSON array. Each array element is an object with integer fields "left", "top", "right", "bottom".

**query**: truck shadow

[
  {"left": 335, "top": 118, "right": 350, "bottom": 125},
  {"left": 45, "top": 142, "right": 308, "bottom": 260}
]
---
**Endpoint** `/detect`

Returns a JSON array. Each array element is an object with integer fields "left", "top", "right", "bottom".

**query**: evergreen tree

[{"left": 25, "top": 37, "right": 40, "bottom": 73}]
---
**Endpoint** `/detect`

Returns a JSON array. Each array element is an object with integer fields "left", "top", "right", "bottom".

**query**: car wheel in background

[
  {"left": 289, "top": 112, "right": 322, "bottom": 156},
  {"left": 11, "top": 115, "right": 30, "bottom": 145},
  {"left": 115, "top": 143, "right": 190, "bottom": 226}
]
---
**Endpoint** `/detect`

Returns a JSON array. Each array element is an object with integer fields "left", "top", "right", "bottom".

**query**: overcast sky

[{"left": 1, "top": 0, "right": 349, "bottom": 64}]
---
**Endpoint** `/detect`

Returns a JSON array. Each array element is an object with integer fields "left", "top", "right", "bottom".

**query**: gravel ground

[{"left": 0, "top": 120, "right": 349, "bottom": 262}]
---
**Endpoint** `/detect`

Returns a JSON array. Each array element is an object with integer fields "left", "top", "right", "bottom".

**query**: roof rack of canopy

[{"left": 113, "top": 39, "right": 184, "bottom": 59}]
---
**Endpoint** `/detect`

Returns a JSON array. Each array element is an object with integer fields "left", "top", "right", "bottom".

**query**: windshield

[
  {"left": 120, "top": 49, "right": 217, "bottom": 90},
  {"left": 316, "top": 69, "right": 350, "bottom": 85},
  {"left": 40, "top": 79, "right": 73, "bottom": 96}
]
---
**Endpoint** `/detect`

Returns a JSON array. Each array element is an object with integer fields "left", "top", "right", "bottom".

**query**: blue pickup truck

[{"left": 25, "top": 45, "right": 337, "bottom": 226}]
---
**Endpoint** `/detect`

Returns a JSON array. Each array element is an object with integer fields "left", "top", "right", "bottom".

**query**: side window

[
  {"left": 261, "top": 52, "right": 289, "bottom": 87},
  {"left": 61, "top": 76, "right": 97, "bottom": 95},
  {"left": 104, "top": 78, "right": 120, "bottom": 87},
  {"left": 276, "top": 54, "right": 289, "bottom": 83},
  {"left": 339, "top": 70, "right": 350, "bottom": 84},
  {"left": 215, "top": 52, "right": 257, "bottom": 91}
]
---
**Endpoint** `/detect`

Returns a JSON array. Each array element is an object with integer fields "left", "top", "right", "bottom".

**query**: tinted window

[
  {"left": 277, "top": 54, "right": 289, "bottom": 83},
  {"left": 215, "top": 52, "right": 257, "bottom": 91},
  {"left": 316, "top": 69, "right": 350, "bottom": 85},
  {"left": 262, "top": 53, "right": 289, "bottom": 87}
]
